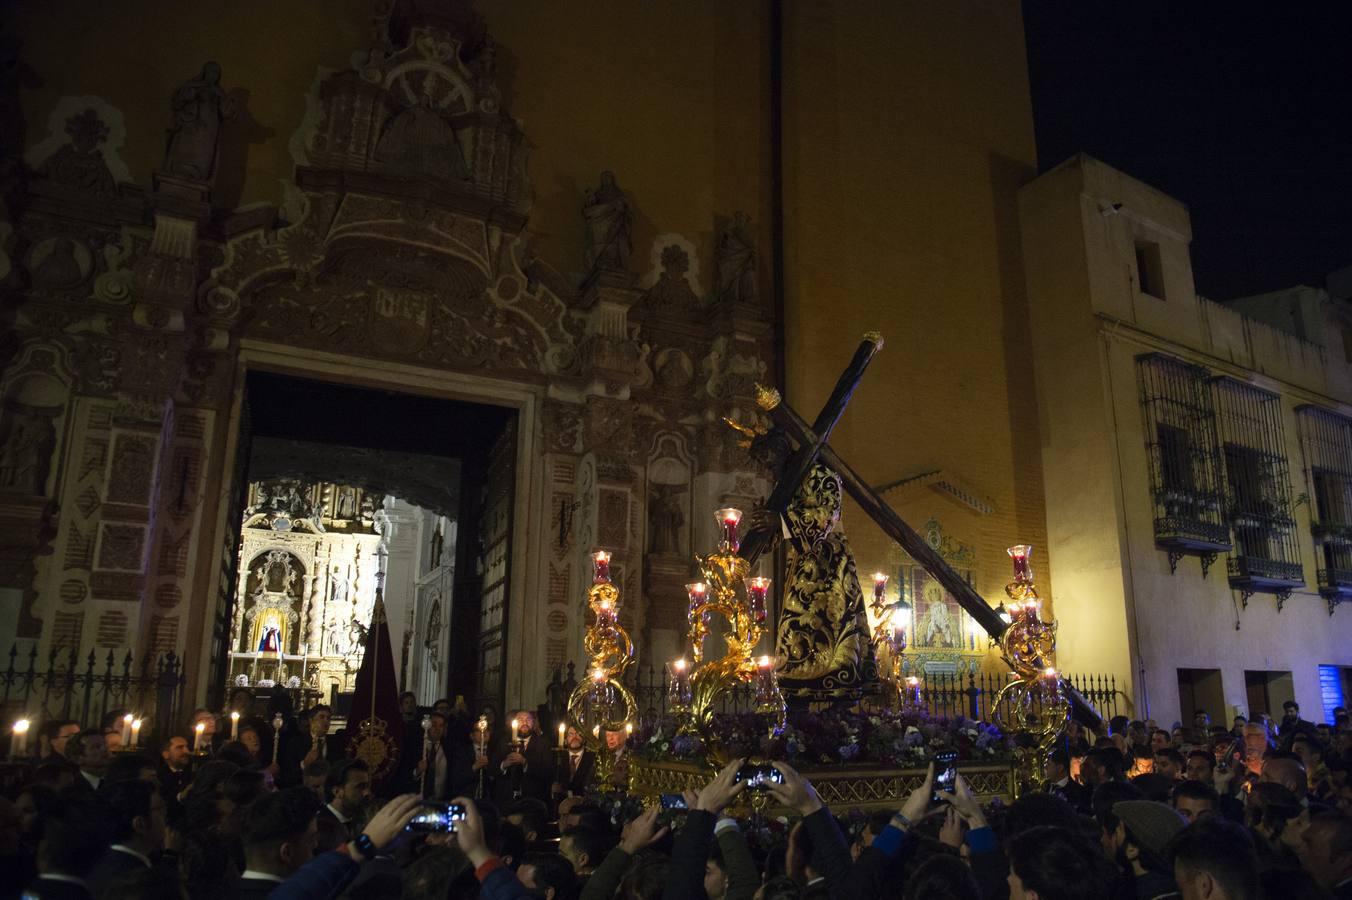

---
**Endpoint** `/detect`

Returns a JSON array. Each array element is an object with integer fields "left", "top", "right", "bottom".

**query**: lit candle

[
  {"left": 12, "top": 718, "right": 29, "bottom": 758},
  {"left": 130, "top": 718, "right": 142, "bottom": 749},
  {"left": 558, "top": 721, "right": 566, "bottom": 748},
  {"left": 871, "top": 572, "right": 888, "bottom": 606},
  {"left": 121, "top": 713, "right": 133, "bottom": 747},
  {"left": 592, "top": 725, "right": 600, "bottom": 738},
  {"left": 1044, "top": 666, "right": 1058, "bottom": 681},
  {"left": 597, "top": 598, "right": 615, "bottom": 623},
  {"left": 230, "top": 710, "right": 240, "bottom": 740},
  {"left": 625, "top": 722, "right": 633, "bottom": 740},
  {"left": 592, "top": 550, "right": 612, "bottom": 584},
  {"left": 746, "top": 576, "right": 771, "bottom": 625},
  {"left": 685, "top": 582, "right": 707, "bottom": 619},
  {"left": 753, "top": 655, "right": 778, "bottom": 705},
  {"left": 193, "top": 721, "right": 205, "bottom": 752},
  {"left": 715, "top": 508, "right": 743, "bottom": 552},
  {"left": 1007, "top": 544, "right": 1034, "bottom": 583},
  {"left": 669, "top": 658, "right": 692, "bottom": 708}
]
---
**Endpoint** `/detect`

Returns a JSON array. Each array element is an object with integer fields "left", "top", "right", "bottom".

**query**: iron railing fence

[{"left": 0, "top": 644, "right": 187, "bottom": 749}]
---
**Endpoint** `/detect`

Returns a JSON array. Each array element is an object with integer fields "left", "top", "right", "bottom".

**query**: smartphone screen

[
  {"left": 406, "top": 802, "right": 467, "bottom": 833},
  {"left": 659, "top": 793, "right": 688, "bottom": 810},
  {"left": 932, "top": 752, "right": 958, "bottom": 802}
]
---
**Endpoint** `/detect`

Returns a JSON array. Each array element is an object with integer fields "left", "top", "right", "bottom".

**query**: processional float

[{"left": 565, "top": 332, "right": 1095, "bottom": 793}]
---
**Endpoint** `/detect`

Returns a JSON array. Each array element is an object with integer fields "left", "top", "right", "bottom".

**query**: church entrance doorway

[{"left": 206, "top": 368, "right": 519, "bottom": 723}]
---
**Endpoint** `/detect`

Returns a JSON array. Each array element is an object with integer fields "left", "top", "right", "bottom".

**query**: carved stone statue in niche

[
  {"left": 583, "top": 171, "right": 632, "bottom": 272},
  {"left": 0, "top": 403, "right": 56, "bottom": 495},
  {"left": 163, "top": 61, "right": 235, "bottom": 182},
  {"left": 39, "top": 108, "right": 115, "bottom": 194},
  {"left": 30, "top": 238, "right": 89, "bottom": 290},
  {"left": 715, "top": 212, "right": 757, "bottom": 305},
  {"left": 376, "top": 91, "right": 469, "bottom": 180},
  {"left": 647, "top": 481, "right": 686, "bottom": 556}
]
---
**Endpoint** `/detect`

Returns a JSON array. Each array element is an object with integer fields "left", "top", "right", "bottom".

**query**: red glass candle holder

[
  {"left": 685, "top": 582, "right": 707, "bottom": 620},
  {"left": 746, "top": 576, "right": 771, "bottom": 624},
  {"left": 715, "top": 508, "right": 742, "bottom": 553},
  {"left": 592, "top": 550, "right": 612, "bottom": 584},
  {"left": 1007, "top": 544, "right": 1033, "bottom": 584}
]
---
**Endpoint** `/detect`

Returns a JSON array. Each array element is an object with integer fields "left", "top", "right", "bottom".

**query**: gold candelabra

[
  {"left": 566, "top": 550, "right": 637, "bottom": 789},
  {"left": 865, "top": 572, "right": 910, "bottom": 708},
  {"left": 670, "top": 508, "right": 784, "bottom": 748},
  {"left": 991, "top": 545, "right": 1068, "bottom": 795}
]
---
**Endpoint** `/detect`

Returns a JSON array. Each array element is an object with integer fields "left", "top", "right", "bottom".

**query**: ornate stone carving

[
  {"left": 715, "top": 212, "right": 757, "bottom": 306},
  {"left": 38, "top": 108, "right": 117, "bottom": 194},
  {"left": 105, "top": 433, "right": 158, "bottom": 506},
  {"left": 0, "top": 401, "right": 57, "bottom": 495},
  {"left": 641, "top": 244, "right": 701, "bottom": 313},
  {"left": 163, "top": 62, "right": 234, "bottom": 183},
  {"left": 28, "top": 237, "right": 92, "bottom": 290},
  {"left": 583, "top": 171, "right": 633, "bottom": 274}
]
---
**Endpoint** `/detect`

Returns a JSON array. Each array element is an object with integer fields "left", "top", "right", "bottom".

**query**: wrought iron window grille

[
  {"left": 1296, "top": 405, "right": 1352, "bottom": 614},
  {"left": 1136, "top": 354, "right": 1229, "bottom": 576},
  {"left": 1213, "top": 377, "right": 1304, "bottom": 610}
]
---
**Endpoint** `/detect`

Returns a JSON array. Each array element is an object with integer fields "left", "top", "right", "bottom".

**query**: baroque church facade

[{"left": 2, "top": 0, "right": 1068, "bottom": 714}]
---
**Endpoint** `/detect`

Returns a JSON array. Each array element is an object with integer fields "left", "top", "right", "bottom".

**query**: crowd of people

[{"left": 1, "top": 690, "right": 1350, "bottom": 900}]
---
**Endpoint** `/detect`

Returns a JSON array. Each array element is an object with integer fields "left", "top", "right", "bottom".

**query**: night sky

[{"left": 1022, "top": 3, "right": 1352, "bottom": 300}]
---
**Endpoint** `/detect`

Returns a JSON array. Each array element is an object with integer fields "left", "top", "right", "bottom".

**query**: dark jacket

[
  {"left": 266, "top": 850, "right": 361, "bottom": 900},
  {"left": 87, "top": 847, "right": 152, "bottom": 897},
  {"left": 663, "top": 809, "right": 718, "bottom": 900},
  {"left": 20, "top": 876, "right": 93, "bottom": 900},
  {"left": 492, "top": 733, "right": 554, "bottom": 803},
  {"left": 560, "top": 749, "right": 597, "bottom": 796}
]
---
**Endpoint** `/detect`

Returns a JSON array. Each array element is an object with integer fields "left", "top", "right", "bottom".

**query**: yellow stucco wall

[
  {"left": 781, "top": 2, "right": 1050, "bottom": 620},
  {"left": 6, "top": 0, "right": 771, "bottom": 289}
]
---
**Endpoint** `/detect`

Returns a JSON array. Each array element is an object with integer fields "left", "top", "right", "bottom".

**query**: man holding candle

[
  {"left": 495, "top": 711, "right": 554, "bottom": 803},
  {"left": 552, "top": 726, "right": 595, "bottom": 799}
]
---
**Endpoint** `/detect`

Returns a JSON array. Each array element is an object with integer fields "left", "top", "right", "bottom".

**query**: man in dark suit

[
  {"left": 494, "top": 710, "right": 555, "bottom": 804},
  {"left": 278, "top": 705, "right": 339, "bottom": 788},
  {"left": 24, "top": 795, "right": 105, "bottom": 900},
  {"left": 37, "top": 720, "right": 80, "bottom": 767},
  {"left": 1043, "top": 747, "right": 1090, "bottom": 814},
  {"left": 318, "top": 759, "right": 371, "bottom": 843},
  {"left": 553, "top": 726, "right": 596, "bottom": 799},
  {"left": 418, "top": 712, "right": 476, "bottom": 800},
  {"left": 157, "top": 735, "right": 191, "bottom": 803},
  {"left": 61, "top": 731, "right": 109, "bottom": 800},
  {"left": 235, "top": 787, "right": 320, "bottom": 898},
  {"left": 88, "top": 779, "right": 165, "bottom": 895}
]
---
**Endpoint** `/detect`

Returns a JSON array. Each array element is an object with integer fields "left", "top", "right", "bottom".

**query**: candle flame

[
  {"left": 716, "top": 507, "right": 743, "bottom": 524},
  {"left": 591, "top": 668, "right": 606, "bottom": 682},
  {"left": 194, "top": 722, "right": 205, "bottom": 733},
  {"left": 673, "top": 658, "right": 686, "bottom": 672},
  {"left": 686, "top": 582, "right": 707, "bottom": 596},
  {"left": 132, "top": 718, "right": 142, "bottom": 728},
  {"left": 124, "top": 713, "right": 134, "bottom": 724},
  {"left": 593, "top": 549, "right": 611, "bottom": 564},
  {"left": 625, "top": 723, "right": 633, "bottom": 734},
  {"left": 906, "top": 676, "right": 919, "bottom": 686},
  {"left": 13, "top": 719, "right": 29, "bottom": 734},
  {"left": 231, "top": 711, "right": 240, "bottom": 720},
  {"left": 758, "top": 655, "right": 773, "bottom": 668},
  {"left": 872, "top": 571, "right": 888, "bottom": 584},
  {"left": 1044, "top": 667, "right": 1057, "bottom": 678}
]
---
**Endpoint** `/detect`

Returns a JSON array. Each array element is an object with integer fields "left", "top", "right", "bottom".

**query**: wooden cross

[{"left": 738, "top": 334, "right": 1102, "bottom": 728}]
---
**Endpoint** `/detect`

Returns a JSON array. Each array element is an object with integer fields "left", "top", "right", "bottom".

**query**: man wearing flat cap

[{"left": 1109, "top": 800, "right": 1187, "bottom": 900}]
